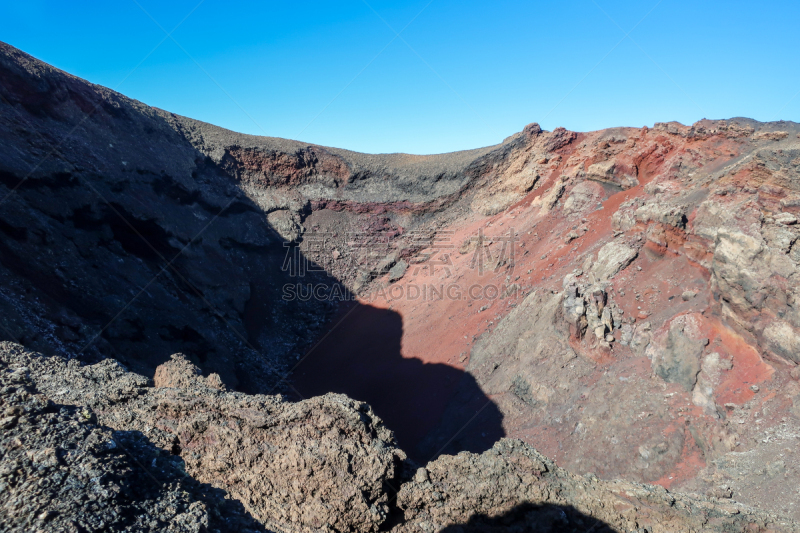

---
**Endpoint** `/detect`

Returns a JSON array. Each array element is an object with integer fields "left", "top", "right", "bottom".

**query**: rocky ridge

[
  {"left": 2, "top": 342, "right": 795, "bottom": 532},
  {"left": 0, "top": 350, "right": 265, "bottom": 533}
]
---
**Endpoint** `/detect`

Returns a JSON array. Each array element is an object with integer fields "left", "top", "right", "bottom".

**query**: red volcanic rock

[
  {"left": 522, "top": 121, "right": 542, "bottom": 138},
  {"left": 543, "top": 126, "right": 578, "bottom": 151},
  {"left": 222, "top": 145, "right": 350, "bottom": 188},
  {"left": 296, "top": 115, "right": 800, "bottom": 520}
]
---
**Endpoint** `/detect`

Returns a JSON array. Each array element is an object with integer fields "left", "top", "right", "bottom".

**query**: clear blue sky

[{"left": 2, "top": 1, "right": 799, "bottom": 154}]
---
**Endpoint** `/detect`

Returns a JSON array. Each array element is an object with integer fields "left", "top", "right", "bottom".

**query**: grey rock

[
  {"left": 393, "top": 439, "right": 791, "bottom": 533},
  {"left": 591, "top": 241, "right": 638, "bottom": 281},
  {"left": 649, "top": 316, "right": 707, "bottom": 391},
  {"left": 0, "top": 354, "right": 264, "bottom": 533},
  {"left": 389, "top": 260, "right": 408, "bottom": 282}
]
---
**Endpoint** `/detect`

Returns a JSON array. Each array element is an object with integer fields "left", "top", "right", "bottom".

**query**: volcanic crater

[{"left": 1, "top": 41, "right": 800, "bottom": 532}]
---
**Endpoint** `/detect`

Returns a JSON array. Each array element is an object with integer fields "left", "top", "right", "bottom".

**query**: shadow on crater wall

[
  {"left": 0, "top": 47, "right": 504, "bottom": 464},
  {"left": 291, "top": 300, "right": 504, "bottom": 463},
  {"left": 439, "top": 502, "right": 614, "bottom": 533}
]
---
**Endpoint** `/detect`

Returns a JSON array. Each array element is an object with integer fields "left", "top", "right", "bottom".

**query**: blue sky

[{"left": 2, "top": 1, "right": 799, "bottom": 154}]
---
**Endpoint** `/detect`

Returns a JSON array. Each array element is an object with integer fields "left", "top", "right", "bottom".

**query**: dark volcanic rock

[
  {"left": 394, "top": 439, "right": 796, "bottom": 533},
  {"left": 0, "top": 40, "right": 515, "bottom": 393},
  {"left": 0, "top": 357, "right": 264, "bottom": 533},
  {"left": 5, "top": 342, "right": 797, "bottom": 533},
  {"left": 0, "top": 40, "right": 338, "bottom": 392},
  {"left": 1, "top": 342, "right": 406, "bottom": 533}
]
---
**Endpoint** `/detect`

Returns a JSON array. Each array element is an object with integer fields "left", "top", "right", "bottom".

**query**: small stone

[
  {"left": 331, "top": 249, "right": 341, "bottom": 260},
  {"left": 413, "top": 468, "right": 429, "bottom": 484},
  {"left": 0, "top": 415, "right": 18, "bottom": 429},
  {"left": 707, "top": 485, "right": 733, "bottom": 499},
  {"left": 766, "top": 460, "right": 786, "bottom": 477},
  {"left": 388, "top": 260, "right": 408, "bottom": 282},
  {"left": 774, "top": 212, "right": 797, "bottom": 225},
  {"left": 682, "top": 290, "right": 697, "bottom": 301},
  {"left": 791, "top": 366, "right": 800, "bottom": 381},
  {"left": 605, "top": 334, "right": 615, "bottom": 342},
  {"left": 78, "top": 408, "right": 97, "bottom": 424},
  {"left": 750, "top": 384, "right": 760, "bottom": 392}
]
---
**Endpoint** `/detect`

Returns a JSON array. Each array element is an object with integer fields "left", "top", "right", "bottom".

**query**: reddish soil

[{"left": 294, "top": 122, "right": 800, "bottom": 502}]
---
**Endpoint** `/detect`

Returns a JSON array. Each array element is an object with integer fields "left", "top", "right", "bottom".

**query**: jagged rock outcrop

[
  {"left": 1, "top": 342, "right": 405, "bottom": 533},
  {"left": 3, "top": 343, "right": 796, "bottom": 533},
  {"left": 153, "top": 352, "right": 226, "bottom": 390},
  {"left": 0, "top": 358, "right": 265, "bottom": 533},
  {"left": 395, "top": 439, "right": 794, "bottom": 532}
]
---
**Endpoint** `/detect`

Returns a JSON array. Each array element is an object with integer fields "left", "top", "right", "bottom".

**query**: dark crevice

[
  {"left": 0, "top": 217, "right": 28, "bottom": 241},
  {"left": 0, "top": 169, "right": 77, "bottom": 191}
]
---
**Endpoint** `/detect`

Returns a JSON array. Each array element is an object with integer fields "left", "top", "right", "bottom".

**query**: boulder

[
  {"left": 648, "top": 314, "right": 708, "bottom": 391},
  {"left": 591, "top": 241, "right": 638, "bottom": 281}
]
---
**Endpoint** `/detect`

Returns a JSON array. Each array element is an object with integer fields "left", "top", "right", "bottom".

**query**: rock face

[
  {"left": 337, "top": 117, "right": 800, "bottom": 521},
  {"left": 395, "top": 439, "right": 791, "bottom": 533},
  {"left": 153, "top": 352, "right": 226, "bottom": 390},
  {"left": 0, "top": 40, "right": 505, "bottom": 393},
  {"left": 3, "top": 40, "right": 800, "bottom": 530},
  {"left": 1, "top": 342, "right": 405, "bottom": 533},
  {"left": 0, "top": 356, "right": 265, "bottom": 533},
  {"left": 0, "top": 41, "right": 343, "bottom": 394},
  {"left": 3, "top": 342, "right": 795, "bottom": 533},
  {"left": 591, "top": 241, "right": 639, "bottom": 281}
]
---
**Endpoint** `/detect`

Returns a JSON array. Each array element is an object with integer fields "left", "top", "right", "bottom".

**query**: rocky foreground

[
  {"left": 2, "top": 40, "right": 800, "bottom": 531},
  {"left": 1, "top": 342, "right": 795, "bottom": 532}
]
